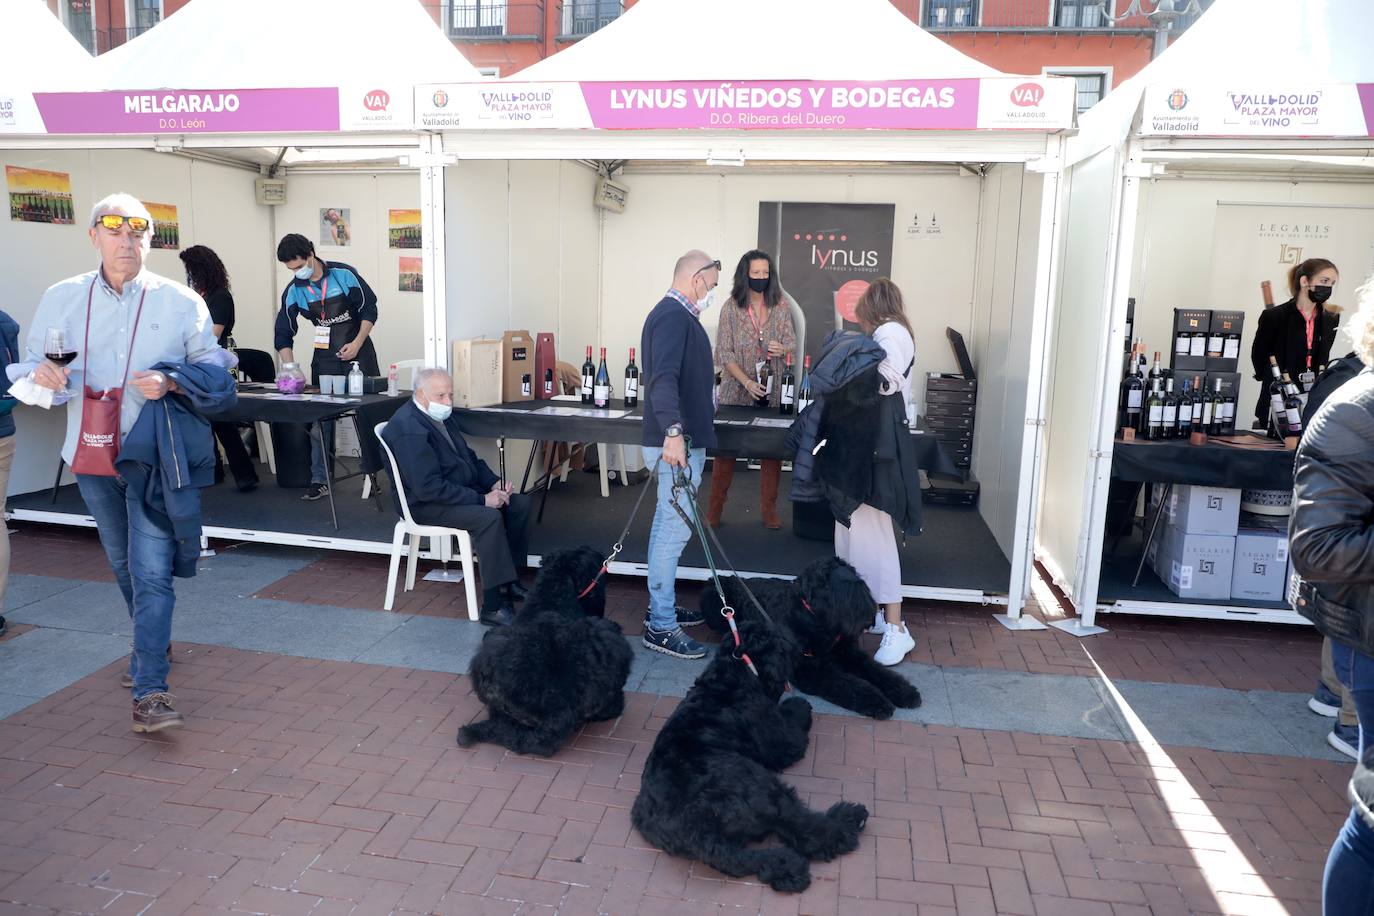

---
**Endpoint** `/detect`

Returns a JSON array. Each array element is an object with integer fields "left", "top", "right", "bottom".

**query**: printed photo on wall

[
  {"left": 388, "top": 209, "right": 421, "bottom": 249},
  {"left": 319, "top": 207, "right": 352, "bottom": 247},
  {"left": 398, "top": 256, "right": 423, "bottom": 293},
  {"left": 143, "top": 201, "right": 180, "bottom": 250},
  {"left": 6, "top": 165, "right": 75, "bottom": 225}
]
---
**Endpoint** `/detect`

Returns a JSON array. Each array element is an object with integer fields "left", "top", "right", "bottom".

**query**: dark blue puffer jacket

[{"left": 0, "top": 311, "right": 21, "bottom": 438}]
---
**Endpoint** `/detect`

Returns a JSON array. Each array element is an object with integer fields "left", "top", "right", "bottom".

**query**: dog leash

[{"left": 576, "top": 456, "right": 661, "bottom": 600}]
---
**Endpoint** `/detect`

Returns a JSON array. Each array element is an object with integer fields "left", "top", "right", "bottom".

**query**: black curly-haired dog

[
  {"left": 700, "top": 557, "right": 921, "bottom": 720},
  {"left": 457, "top": 546, "right": 632, "bottom": 757},
  {"left": 632, "top": 619, "right": 868, "bottom": 893}
]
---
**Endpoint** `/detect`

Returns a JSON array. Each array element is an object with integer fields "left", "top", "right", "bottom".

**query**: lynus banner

[{"left": 758, "top": 202, "right": 896, "bottom": 361}]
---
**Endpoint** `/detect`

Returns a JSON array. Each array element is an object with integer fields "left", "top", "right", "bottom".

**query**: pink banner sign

[
  {"left": 1360, "top": 84, "right": 1374, "bottom": 135},
  {"left": 32, "top": 88, "right": 341, "bottom": 134},
  {"left": 578, "top": 79, "right": 980, "bottom": 130}
]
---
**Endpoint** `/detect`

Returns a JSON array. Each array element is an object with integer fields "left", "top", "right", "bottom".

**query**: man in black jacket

[{"left": 381, "top": 368, "right": 528, "bottom": 626}]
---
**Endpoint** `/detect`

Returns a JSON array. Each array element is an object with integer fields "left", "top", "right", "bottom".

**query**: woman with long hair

[
  {"left": 708, "top": 249, "right": 796, "bottom": 529},
  {"left": 1250, "top": 257, "right": 1340, "bottom": 428},
  {"left": 179, "top": 245, "right": 258, "bottom": 492},
  {"left": 842, "top": 278, "right": 917, "bottom": 666}
]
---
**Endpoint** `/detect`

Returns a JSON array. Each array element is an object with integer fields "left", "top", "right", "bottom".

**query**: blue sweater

[
  {"left": 0, "top": 311, "right": 20, "bottom": 438},
  {"left": 640, "top": 296, "right": 716, "bottom": 449}
]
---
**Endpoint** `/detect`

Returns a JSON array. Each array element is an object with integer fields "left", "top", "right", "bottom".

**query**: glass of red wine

[{"left": 43, "top": 327, "right": 78, "bottom": 404}]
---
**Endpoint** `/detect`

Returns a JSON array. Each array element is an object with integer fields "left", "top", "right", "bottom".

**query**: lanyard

[
  {"left": 83, "top": 278, "right": 148, "bottom": 394},
  {"left": 1304, "top": 309, "right": 1316, "bottom": 369},
  {"left": 313, "top": 276, "right": 331, "bottom": 321},
  {"left": 747, "top": 301, "right": 767, "bottom": 353}
]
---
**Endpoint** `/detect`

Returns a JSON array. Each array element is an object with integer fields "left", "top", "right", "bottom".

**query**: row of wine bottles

[
  {"left": 744, "top": 353, "right": 815, "bottom": 415},
  {"left": 1120, "top": 345, "right": 1236, "bottom": 439},
  {"left": 572, "top": 346, "right": 817, "bottom": 415}
]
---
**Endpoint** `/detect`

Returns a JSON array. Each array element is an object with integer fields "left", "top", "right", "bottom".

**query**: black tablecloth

[
  {"left": 1111, "top": 433, "right": 1295, "bottom": 490},
  {"left": 453, "top": 400, "right": 957, "bottom": 475},
  {"left": 215, "top": 389, "right": 409, "bottom": 474}
]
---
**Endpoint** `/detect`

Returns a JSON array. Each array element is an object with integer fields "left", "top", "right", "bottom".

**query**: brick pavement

[
  {"left": 0, "top": 643, "right": 1349, "bottom": 916},
  {"left": 254, "top": 552, "right": 1323, "bottom": 695}
]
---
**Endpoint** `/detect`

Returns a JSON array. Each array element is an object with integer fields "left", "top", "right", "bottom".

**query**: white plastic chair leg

[
  {"left": 384, "top": 523, "right": 406, "bottom": 611},
  {"left": 405, "top": 533, "right": 421, "bottom": 590},
  {"left": 617, "top": 445, "right": 629, "bottom": 487},
  {"left": 256, "top": 421, "right": 276, "bottom": 475},
  {"left": 597, "top": 443, "right": 610, "bottom": 498},
  {"left": 361, "top": 475, "right": 373, "bottom": 500},
  {"left": 457, "top": 531, "right": 479, "bottom": 621}
]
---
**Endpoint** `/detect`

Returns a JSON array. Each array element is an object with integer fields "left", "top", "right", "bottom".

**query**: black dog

[
  {"left": 457, "top": 547, "right": 632, "bottom": 757},
  {"left": 700, "top": 557, "right": 921, "bottom": 720},
  {"left": 632, "top": 620, "right": 868, "bottom": 893}
]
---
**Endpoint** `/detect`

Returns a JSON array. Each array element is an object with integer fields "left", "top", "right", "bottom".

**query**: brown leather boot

[
  {"left": 760, "top": 459, "right": 783, "bottom": 530},
  {"left": 706, "top": 455, "right": 736, "bottom": 527},
  {"left": 132, "top": 693, "right": 183, "bottom": 734}
]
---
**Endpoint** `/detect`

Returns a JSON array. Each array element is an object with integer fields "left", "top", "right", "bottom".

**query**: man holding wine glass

[{"left": 9, "top": 192, "right": 231, "bottom": 734}]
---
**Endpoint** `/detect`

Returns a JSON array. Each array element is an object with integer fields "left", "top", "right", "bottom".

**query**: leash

[{"left": 576, "top": 457, "right": 661, "bottom": 600}]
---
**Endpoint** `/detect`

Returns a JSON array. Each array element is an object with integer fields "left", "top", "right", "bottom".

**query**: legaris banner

[{"left": 759, "top": 202, "right": 896, "bottom": 362}]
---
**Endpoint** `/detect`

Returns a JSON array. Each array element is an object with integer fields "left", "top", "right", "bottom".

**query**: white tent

[
  {"left": 0, "top": 0, "right": 97, "bottom": 128},
  {"left": 420, "top": 0, "right": 1077, "bottom": 618},
  {"left": 1038, "top": 0, "right": 1374, "bottom": 634}
]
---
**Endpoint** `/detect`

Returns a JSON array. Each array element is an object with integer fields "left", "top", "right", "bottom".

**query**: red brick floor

[
  {"left": 0, "top": 645, "right": 1350, "bottom": 916},
  {"left": 10, "top": 524, "right": 114, "bottom": 583},
  {"left": 255, "top": 553, "right": 1323, "bottom": 695}
]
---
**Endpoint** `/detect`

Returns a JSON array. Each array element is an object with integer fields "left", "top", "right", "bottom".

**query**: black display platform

[{"left": 1097, "top": 525, "right": 1289, "bottom": 611}]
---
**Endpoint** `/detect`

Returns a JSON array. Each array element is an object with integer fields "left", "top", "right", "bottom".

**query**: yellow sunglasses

[{"left": 96, "top": 214, "right": 150, "bottom": 233}]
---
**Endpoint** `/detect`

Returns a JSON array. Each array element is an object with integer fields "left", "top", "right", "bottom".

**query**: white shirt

[
  {"left": 873, "top": 320, "right": 915, "bottom": 416},
  {"left": 9, "top": 266, "right": 225, "bottom": 465}
]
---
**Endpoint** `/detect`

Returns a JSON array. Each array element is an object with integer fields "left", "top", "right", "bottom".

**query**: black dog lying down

[
  {"left": 458, "top": 547, "right": 633, "bottom": 757},
  {"left": 632, "top": 620, "right": 868, "bottom": 893},
  {"left": 700, "top": 557, "right": 921, "bottom": 720}
]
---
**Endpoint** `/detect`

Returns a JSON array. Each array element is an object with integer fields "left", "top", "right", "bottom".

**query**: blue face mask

[
  {"left": 293, "top": 262, "right": 314, "bottom": 282},
  {"left": 425, "top": 400, "right": 452, "bottom": 422}
]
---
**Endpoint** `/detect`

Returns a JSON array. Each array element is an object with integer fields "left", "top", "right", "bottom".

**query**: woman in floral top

[{"left": 708, "top": 250, "right": 796, "bottom": 529}]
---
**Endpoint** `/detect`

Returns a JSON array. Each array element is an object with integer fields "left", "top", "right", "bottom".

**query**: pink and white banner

[
  {"left": 30, "top": 88, "right": 342, "bottom": 134},
  {"left": 416, "top": 78, "right": 1076, "bottom": 132},
  {"left": 1139, "top": 84, "right": 1374, "bottom": 138}
]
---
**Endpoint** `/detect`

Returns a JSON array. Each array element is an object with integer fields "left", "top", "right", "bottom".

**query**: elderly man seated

[{"left": 382, "top": 367, "right": 530, "bottom": 626}]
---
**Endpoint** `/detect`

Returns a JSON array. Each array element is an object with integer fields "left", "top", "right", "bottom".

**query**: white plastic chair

[
  {"left": 362, "top": 359, "right": 427, "bottom": 501},
  {"left": 374, "top": 422, "right": 479, "bottom": 619}
]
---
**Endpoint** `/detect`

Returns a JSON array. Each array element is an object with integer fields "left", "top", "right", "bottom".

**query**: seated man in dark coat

[{"left": 381, "top": 367, "right": 530, "bottom": 626}]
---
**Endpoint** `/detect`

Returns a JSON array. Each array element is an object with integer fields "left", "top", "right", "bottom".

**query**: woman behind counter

[
  {"left": 707, "top": 250, "right": 796, "bottom": 530},
  {"left": 1250, "top": 257, "right": 1340, "bottom": 428}
]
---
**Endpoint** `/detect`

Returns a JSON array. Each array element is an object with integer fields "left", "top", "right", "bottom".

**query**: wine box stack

[
  {"left": 1143, "top": 484, "right": 1288, "bottom": 602},
  {"left": 923, "top": 372, "right": 980, "bottom": 507},
  {"left": 1171, "top": 308, "right": 1245, "bottom": 375}
]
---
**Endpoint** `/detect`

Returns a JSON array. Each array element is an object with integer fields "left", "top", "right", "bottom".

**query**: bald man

[{"left": 639, "top": 250, "right": 721, "bottom": 660}]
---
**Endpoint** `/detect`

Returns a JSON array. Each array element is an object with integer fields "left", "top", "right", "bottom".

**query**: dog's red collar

[
  {"left": 801, "top": 598, "right": 813, "bottom": 614},
  {"left": 576, "top": 566, "right": 607, "bottom": 600}
]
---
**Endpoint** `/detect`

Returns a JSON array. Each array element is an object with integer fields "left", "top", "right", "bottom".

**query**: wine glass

[{"left": 43, "top": 327, "right": 78, "bottom": 404}]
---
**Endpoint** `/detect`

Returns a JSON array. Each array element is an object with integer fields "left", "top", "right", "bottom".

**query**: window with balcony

[
  {"left": 1056, "top": 0, "right": 1108, "bottom": 28},
  {"left": 127, "top": 0, "right": 162, "bottom": 38},
  {"left": 447, "top": 0, "right": 507, "bottom": 37},
  {"left": 924, "top": 0, "right": 978, "bottom": 28},
  {"left": 562, "top": 0, "right": 623, "bottom": 38},
  {"left": 63, "top": 0, "right": 97, "bottom": 53},
  {"left": 1048, "top": 69, "right": 1108, "bottom": 113}
]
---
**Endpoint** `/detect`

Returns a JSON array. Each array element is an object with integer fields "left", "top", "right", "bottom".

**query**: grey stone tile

[
  {"left": 5, "top": 581, "right": 132, "bottom": 634},
  {"left": 354, "top": 615, "right": 489, "bottom": 673},
  {"left": 1246, "top": 689, "right": 1348, "bottom": 763},
  {"left": 794, "top": 663, "right": 954, "bottom": 727},
  {"left": 179, "top": 545, "right": 318, "bottom": 598},
  {"left": 631, "top": 643, "right": 709, "bottom": 697},
  {"left": 0, "top": 628, "right": 129, "bottom": 698},
  {"left": 169, "top": 598, "right": 406, "bottom": 662},
  {"left": 2, "top": 574, "right": 83, "bottom": 613},
  {"left": 943, "top": 666, "right": 1127, "bottom": 741},
  {"left": 1102, "top": 680, "right": 1302, "bottom": 757}
]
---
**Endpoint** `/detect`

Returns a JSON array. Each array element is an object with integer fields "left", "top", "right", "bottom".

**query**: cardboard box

[
  {"left": 1204, "top": 371, "right": 1243, "bottom": 398},
  {"left": 502, "top": 330, "right": 536, "bottom": 403},
  {"left": 1171, "top": 308, "right": 1210, "bottom": 374},
  {"left": 925, "top": 413, "right": 975, "bottom": 433},
  {"left": 1155, "top": 525, "right": 1236, "bottom": 601},
  {"left": 1206, "top": 309, "right": 1245, "bottom": 373},
  {"left": 1231, "top": 527, "right": 1288, "bottom": 602},
  {"left": 925, "top": 373, "right": 977, "bottom": 393},
  {"left": 925, "top": 399, "right": 977, "bottom": 419},
  {"left": 926, "top": 386, "right": 978, "bottom": 407},
  {"left": 452, "top": 338, "right": 503, "bottom": 408},
  {"left": 1164, "top": 485, "right": 1241, "bottom": 537}
]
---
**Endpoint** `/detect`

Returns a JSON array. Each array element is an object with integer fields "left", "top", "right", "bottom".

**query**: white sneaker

[
  {"left": 867, "top": 611, "right": 887, "bottom": 635},
  {"left": 874, "top": 622, "right": 915, "bottom": 667}
]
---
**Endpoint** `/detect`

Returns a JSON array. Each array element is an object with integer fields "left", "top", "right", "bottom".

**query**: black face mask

[
  {"left": 1308, "top": 285, "right": 1333, "bottom": 305},
  {"left": 747, "top": 277, "right": 770, "bottom": 293}
]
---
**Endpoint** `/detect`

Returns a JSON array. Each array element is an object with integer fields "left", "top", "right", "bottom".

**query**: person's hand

[
  {"left": 484, "top": 489, "right": 508, "bottom": 509},
  {"left": 337, "top": 339, "right": 362, "bottom": 361},
  {"left": 34, "top": 361, "right": 70, "bottom": 391},
  {"left": 662, "top": 434, "right": 687, "bottom": 468},
  {"left": 131, "top": 370, "right": 175, "bottom": 400},
  {"left": 499, "top": 481, "right": 516, "bottom": 496},
  {"left": 767, "top": 340, "right": 786, "bottom": 358},
  {"left": 742, "top": 379, "right": 767, "bottom": 400}
]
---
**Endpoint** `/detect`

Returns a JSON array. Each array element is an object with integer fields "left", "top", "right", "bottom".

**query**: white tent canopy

[
  {"left": 519, "top": 0, "right": 1001, "bottom": 82},
  {"left": 1, "top": 0, "right": 97, "bottom": 130}
]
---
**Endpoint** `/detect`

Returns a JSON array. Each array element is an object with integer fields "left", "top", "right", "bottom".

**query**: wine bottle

[
  {"left": 797, "top": 355, "right": 814, "bottom": 412},
  {"left": 1267, "top": 356, "right": 1287, "bottom": 437},
  {"left": 580, "top": 346, "right": 595, "bottom": 405},
  {"left": 1261, "top": 280, "right": 1275, "bottom": 308},
  {"left": 1143, "top": 380, "right": 1164, "bottom": 440},
  {"left": 1176, "top": 379, "right": 1193, "bottom": 439},
  {"left": 1198, "top": 377, "right": 1213, "bottom": 434},
  {"left": 1148, "top": 351, "right": 1164, "bottom": 385},
  {"left": 521, "top": 373, "right": 531, "bottom": 398},
  {"left": 1188, "top": 327, "right": 1206, "bottom": 359},
  {"left": 1207, "top": 378, "right": 1223, "bottom": 435},
  {"left": 543, "top": 367, "right": 554, "bottom": 398},
  {"left": 593, "top": 347, "right": 611, "bottom": 408},
  {"left": 1174, "top": 326, "right": 1191, "bottom": 360},
  {"left": 1190, "top": 375, "right": 1205, "bottom": 429},
  {"left": 1222, "top": 384, "right": 1237, "bottom": 435},
  {"left": 1280, "top": 371, "right": 1303, "bottom": 438},
  {"left": 779, "top": 354, "right": 796, "bottom": 415},
  {"left": 624, "top": 347, "right": 639, "bottom": 408},
  {"left": 1162, "top": 378, "right": 1179, "bottom": 439},
  {"left": 755, "top": 360, "right": 773, "bottom": 408},
  {"left": 1206, "top": 326, "right": 1224, "bottom": 360},
  {"left": 1119, "top": 357, "right": 1144, "bottom": 432}
]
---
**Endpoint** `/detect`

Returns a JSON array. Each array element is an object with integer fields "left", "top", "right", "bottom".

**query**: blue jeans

[
  {"left": 642, "top": 446, "right": 706, "bottom": 632},
  {"left": 76, "top": 474, "right": 177, "bottom": 700},
  {"left": 1324, "top": 641, "right": 1374, "bottom": 915},
  {"left": 309, "top": 420, "right": 335, "bottom": 486}
]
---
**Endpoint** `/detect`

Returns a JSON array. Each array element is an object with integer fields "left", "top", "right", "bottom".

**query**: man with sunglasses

[
  {"left": 639, "top": 250, "right": 720, "bottom": 660},
  {"left": 12, "top": 192, "right": 231, "bottom": 733}
]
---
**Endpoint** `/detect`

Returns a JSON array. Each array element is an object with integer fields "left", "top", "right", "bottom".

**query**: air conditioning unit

[
  {"left": 255, "top": 177, "right": 287, "bottom": 206},
  {"left": 593, "top": 177, "right": 628, "bottom": 214}
]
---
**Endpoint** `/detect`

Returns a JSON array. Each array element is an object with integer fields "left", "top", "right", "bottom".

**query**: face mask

[
  {"left": 696, "top": 281, "right": 716, "bottom": 309},
  {"left": 748, "top": 277, "right": 770, "bottom": 294},
  {"left": 1308, "top": 285, "right": 1333, "bottom": 305},
  {"left": 293, "top": 262, "right": 314, "bottom": 282},
  {"left": 425, "top": 400, "right": 452, "bottom": 422}
]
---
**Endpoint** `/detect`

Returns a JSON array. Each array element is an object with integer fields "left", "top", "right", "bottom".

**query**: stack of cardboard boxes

[{"left": 1146, "top": 484, "right": 1289, "bottom": 602}]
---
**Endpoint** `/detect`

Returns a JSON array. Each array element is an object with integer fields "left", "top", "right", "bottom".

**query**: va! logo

[
  {"left": 1010, "top": 83, "right": 1043, "bottom": 108},
  {"left": 364, "top": 90, "right": 390, "bottom": 112}
]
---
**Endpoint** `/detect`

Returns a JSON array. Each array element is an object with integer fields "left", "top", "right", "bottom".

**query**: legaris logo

[
  {"left": 1167, "top": 89, "right": 1189, "bottom": 111},
  {"left": 363, "top": 90, "right": 390, "bottom": 112},
  {"left": 1207, "top": 495, "right": 1224, "bottom": 510},
  {"left": 1253, "top": 562, "right": 1268, "bottom": 575},
  {"left": 1279, "top": 244, "right": 1304, "bottom": 265},
  {"left": 1199, "top": 560, "right": 1215, "bottom": 575},
  {"left": 1010, "top": 83, "right": 1043, "bottom": 108}
]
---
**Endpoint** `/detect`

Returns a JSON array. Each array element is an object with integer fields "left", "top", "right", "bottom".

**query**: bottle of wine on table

[
  {"left": 1162, "top": 377, "right": 1179, "bottom": 440},
  {"left": 593, "top": 347, "right": 611, "bottom": 408},
  {"left": 623, "top": 348, "right": 639, "bottom": 408},
  {"left": 797, "top": 356, "right": 814, "bottom": 413},
  {"left": 779, "top": 354, "right": 796, "bottom": 415},
  {"left": 580, "top": 346, "right": 595, "bottom": 405}
]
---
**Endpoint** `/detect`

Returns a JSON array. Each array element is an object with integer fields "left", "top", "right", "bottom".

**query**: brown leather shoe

[
  {"left": 132, "top": 693, "right": 183, "bottom": 733},
  {"left": 121, "top": 645, "right": 173, "bottom": 688},
  {"left": 706, "top": 456, "right": 736, "bottom": 527},
  {"left": 760, "top": 459, "right": 783, "bottom": 530}
]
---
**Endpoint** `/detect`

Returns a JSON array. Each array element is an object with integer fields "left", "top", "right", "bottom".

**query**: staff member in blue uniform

[{"left": 274, "top": 233, "right": 380, "bottom": 500}]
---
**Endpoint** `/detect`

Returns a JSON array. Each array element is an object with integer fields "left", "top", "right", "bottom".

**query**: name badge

[{"left": 314, "top": 324, "right": 331, "bottom": 350}]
